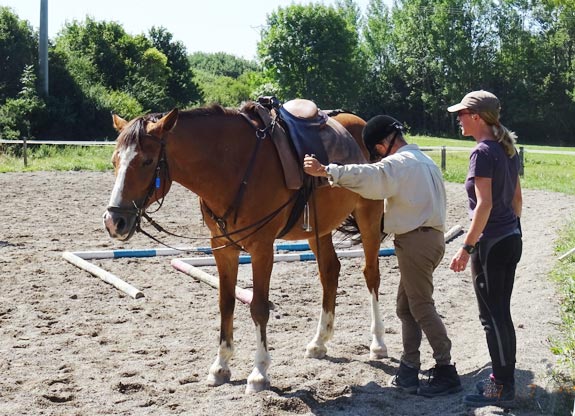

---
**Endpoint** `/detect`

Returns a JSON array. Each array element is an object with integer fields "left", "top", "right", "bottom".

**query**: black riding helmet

[{"left": 362, "top": 115, "right": 404, "bottom": 161}]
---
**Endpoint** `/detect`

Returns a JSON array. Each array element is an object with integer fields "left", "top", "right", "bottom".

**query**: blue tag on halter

[{"left": 155, "top": 176, "right": 161, "bottom": 189}]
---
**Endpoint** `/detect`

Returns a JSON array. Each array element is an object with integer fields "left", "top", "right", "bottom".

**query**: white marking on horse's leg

[
  {"left": 245, "top": 324, "right": 271, "bottom": 394},
  {"left": 305, "top": 310, "right": 334, "bottom": 358},
  {"left": 108, "top": 144, "right": 137, "bottom": 208},
  {"left": 369, "top": 290, "right": 388, "bottom": 359},
  {"left": 207, "top": 340, "right": 233, "bottom": 386}
]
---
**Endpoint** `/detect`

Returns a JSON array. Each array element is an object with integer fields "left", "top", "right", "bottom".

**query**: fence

[{"left": 2, "top": 140, "right": 574, "bottom": 175}]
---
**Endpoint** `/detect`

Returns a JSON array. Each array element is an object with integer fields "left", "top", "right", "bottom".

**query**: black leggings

[{"left": 470, "top": 233, "right": 522, "bottom": 385}]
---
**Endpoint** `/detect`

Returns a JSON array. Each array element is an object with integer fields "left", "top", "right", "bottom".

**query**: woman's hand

[
  {"left": 450, "top": 248, "right": 470, "bottom": 272},
  {"left": 303, "top": 154, "right": 327, "bottom": 177}
]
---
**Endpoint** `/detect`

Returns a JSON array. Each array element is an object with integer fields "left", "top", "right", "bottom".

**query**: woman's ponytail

[
  {"left": 480, "top": 110, "right": 518, "bottom": 158},
  {"left": 493, "top": 123, "right": 518, "bottom": 157}
]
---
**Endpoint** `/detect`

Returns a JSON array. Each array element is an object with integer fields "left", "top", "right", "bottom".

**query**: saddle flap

[{"left": 253, "top": 104, "right": 303, "bottom": 190}]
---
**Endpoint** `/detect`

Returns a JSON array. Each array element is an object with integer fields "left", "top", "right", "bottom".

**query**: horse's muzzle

[{"left": 103, "top": 208, "right": 137, "bottom": 241}]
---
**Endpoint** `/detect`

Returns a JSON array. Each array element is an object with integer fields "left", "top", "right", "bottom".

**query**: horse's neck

[{"left": 168, "top": 116, "right": 254, "bottom": 201}]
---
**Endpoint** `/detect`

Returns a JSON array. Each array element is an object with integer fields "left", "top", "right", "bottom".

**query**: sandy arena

[{"left": 1, "top": 171, "right": 574, "bottom": 415}]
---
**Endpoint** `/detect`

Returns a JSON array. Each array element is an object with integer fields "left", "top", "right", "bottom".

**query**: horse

[{"left": 103, "top": 102, "right": 387, "bottom": 393}]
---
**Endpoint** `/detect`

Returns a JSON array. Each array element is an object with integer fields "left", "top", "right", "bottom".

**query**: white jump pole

[
  {"left": 171, "top": 259, "right": 253, "bottom": 305},
  {"left": 62, "top": 251, "right": 144, "bottom": 299}
]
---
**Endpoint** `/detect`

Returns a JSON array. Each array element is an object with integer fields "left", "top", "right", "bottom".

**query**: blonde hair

[{"left": 478, "top": 110, "right": 518, "bottom": 158}]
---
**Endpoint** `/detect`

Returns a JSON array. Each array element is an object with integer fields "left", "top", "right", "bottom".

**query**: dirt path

[{"left": 1, "top": 171, "right": 574, "bottom": 415}]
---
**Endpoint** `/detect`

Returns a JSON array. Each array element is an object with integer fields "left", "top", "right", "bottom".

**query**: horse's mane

[
  {"left": 178, "top": 103, "right": 242, "bottom": 119},
  {"left": 117, "top": 104, "right": 248, "bottom": 148}
]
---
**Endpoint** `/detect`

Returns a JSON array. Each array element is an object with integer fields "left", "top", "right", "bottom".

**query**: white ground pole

[
  {"left": 62, "top": 247, "right": 207, "bottom": 299},
  {"left": 62, "top": 251, "right": 145, "bottom": 299}
]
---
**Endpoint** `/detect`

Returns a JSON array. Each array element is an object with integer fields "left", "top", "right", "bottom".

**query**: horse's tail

[{"left": 336, "top": 214, "right": 387, "bottom": 244}]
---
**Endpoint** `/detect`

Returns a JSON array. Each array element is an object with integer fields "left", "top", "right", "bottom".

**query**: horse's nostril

[{"left": 116, "top": 217, "right": 126, "bottom": 232}]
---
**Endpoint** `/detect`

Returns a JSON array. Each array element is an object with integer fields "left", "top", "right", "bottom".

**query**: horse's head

[{"left": 103, "top": 109, "right": 178, "bottom": 241}]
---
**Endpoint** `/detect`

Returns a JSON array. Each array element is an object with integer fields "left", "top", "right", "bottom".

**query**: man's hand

[{"left": 303, "top": 154, "right": 327, "bottom": 177}]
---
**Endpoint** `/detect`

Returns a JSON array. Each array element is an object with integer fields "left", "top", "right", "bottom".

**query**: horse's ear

[
  {"left": 147, "top": 108, "right": 179, "bottom": 136},
  {"left": 112, "top": 113, "right": 128, "bottom": 132}
]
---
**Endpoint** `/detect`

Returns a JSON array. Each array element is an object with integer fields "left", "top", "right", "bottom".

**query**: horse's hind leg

[
  {"left": 207, "top": 248, "right": 240, "bottom": 386},
  {"left": 305, "top": 234, "right": 340, "bottom": 359},
  {"left": 354, "top": 199, "right": 388, "bottom": 359}
]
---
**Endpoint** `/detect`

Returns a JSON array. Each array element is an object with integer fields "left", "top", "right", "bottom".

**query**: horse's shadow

[{"left": 268, "top": 359, "right": 574, "bottom": 415}]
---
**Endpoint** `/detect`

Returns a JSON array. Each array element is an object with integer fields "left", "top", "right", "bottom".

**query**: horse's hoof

[
  {"left": 305, "top": 343, "right": 327, "bottom": 359},
  {"left": 370, "top": 345, "right": 388, "bottom": 360},
  {"left": 245, "top": 379, "right": 270, "bottom": 394},
  {"left": 246, "top": 371, "right": 270, "bottom": 394},
  {"left": 207, "top": 367, "right": 231, "bottom": 386}
]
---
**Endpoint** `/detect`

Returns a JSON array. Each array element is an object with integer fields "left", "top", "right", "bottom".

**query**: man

[{"left": 303, "top": 115, "right": 462, "bottom": 397}]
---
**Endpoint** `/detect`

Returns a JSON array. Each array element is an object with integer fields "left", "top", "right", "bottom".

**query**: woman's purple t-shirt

[{"left": 465, "top": 140, "right": 520, "bottom": 240}]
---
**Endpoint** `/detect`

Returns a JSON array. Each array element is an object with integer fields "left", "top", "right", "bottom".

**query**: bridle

[{"left": 106, "top": 133, "right": 170, "bottom": 240}]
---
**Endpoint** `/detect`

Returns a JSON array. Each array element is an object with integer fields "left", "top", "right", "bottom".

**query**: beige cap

[{"left": 447, "top": 90, "right": 500, "bottom": 113}]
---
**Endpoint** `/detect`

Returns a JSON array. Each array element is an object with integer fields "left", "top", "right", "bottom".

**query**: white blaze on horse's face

[
  {"left": 102, "top": 142, "right": 139, "bottom": 240},
  {"left": 108, "top": 143, "right": 138, "bottom": 209}
]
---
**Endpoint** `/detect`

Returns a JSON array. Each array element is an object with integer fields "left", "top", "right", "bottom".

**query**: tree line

[{"left": 1, "top": 0, "right": 575, "bottom": 145}]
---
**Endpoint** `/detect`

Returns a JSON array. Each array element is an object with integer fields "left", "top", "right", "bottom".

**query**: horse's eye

[{"left": 142, "top": 159, "right": 154, "bottom": 167}]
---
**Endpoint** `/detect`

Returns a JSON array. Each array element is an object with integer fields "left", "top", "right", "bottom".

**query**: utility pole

[{"left": 39, "top": 0, "right": 49, "bottom": 96}]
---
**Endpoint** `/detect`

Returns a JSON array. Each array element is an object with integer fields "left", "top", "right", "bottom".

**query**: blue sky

[{"left": 2, "top": 0, "right": 388, "bottom": 59}]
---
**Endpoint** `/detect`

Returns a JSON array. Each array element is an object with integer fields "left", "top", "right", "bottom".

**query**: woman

[{"left": 448, "top": 90, "right": 522, "bottom": 408}]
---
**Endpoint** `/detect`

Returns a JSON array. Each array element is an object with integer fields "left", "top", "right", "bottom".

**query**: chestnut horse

[{"left": 103, "top": 103, "right": 386, "bottom": 393}]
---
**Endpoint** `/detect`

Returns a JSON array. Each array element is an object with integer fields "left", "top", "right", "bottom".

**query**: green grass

[
  {"left": 0, "top": 144, "right": 114, "bottom": 173},
  {"left": 550, "top": 220, "right": 575, "bottom": 400},
  {"left": 412, "top": 135, "right": 575, "bottom": 195}
]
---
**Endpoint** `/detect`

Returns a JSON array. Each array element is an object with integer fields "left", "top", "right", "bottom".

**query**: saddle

[
  {"left": 241, "top": 97, "right": 367, "bottom": 238},
  {"left": 247, "top": 97, "right": 366, "bottom": 190}
]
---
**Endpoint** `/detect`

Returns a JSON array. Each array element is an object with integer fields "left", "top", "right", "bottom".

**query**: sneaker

[
  {"left": 464, "top": 379, "right": 515, "bottom": 408},
  {"left": 417, "top": 364, "right": 463, "bottom": 397},
  {"left": 388, "top": 361, "right": 419, "bottom": 394},
  {"left": 475, "top": 373, "right": 495, "bottom": 393}
]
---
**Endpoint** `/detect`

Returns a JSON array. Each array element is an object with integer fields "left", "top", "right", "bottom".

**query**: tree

[
  {"left": 148, "top": 27, "right": 202, "bottom": 107},
  {"left": 387, "top": 0, "right": 487, "bottom": 133},
  {"left": 0, "top": 65, "right": 45, "bottom": 140},
  {"left": 189, "top": 51, "right": 259, "bottom": 78},
  {"left": 0, "top": 7, "right": 37, "bottom": 102},
  {"left": 189, "top": 52, "right": 266, "bottom": 106},
  {"left": 258, "top": 3, "right": 364, "bottom": 110},
  {"left": 359, "top": 0, "right": 401, "bottom": 118}
]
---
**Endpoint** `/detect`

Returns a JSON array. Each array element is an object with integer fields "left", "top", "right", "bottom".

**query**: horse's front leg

[
  {"left": 245, "top": 246, "right": 274, "bottom": 393},
  {"left": 305, "top": 234, "right": 340, "bottom": 359},
  {"left": 354, "top": 199, "right": 388, "bottom": 359},
  {"left": 207, "top": 248, "right": 240, "bottom": 387}
]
